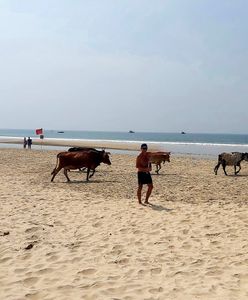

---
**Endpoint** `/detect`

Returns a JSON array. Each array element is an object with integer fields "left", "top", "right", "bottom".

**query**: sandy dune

[{"left": 0, "top": 148, "right": 248, "bottom": 300}]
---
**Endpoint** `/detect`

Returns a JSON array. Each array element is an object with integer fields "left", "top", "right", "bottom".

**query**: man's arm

[{"left": 136, "top": 156, "right": 140, "bottom": 169}]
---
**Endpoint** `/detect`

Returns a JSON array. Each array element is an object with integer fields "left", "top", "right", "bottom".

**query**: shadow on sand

[
  {"left": 52, "top": 180, "right": 120, "bottom": 184},
  {"left": 151, "top": 173, "right": 178, "bottom": 176},
  {"left": 143, "top": 203, "right": 173, "bottom": 212},
  {"left": 226, "top": 174, "right": 248, "bottom": 177},
  {"left": 68, "top": 180, "right": 120, "bottom": 184}
]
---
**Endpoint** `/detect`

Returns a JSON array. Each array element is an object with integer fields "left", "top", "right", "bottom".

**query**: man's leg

[
  {"left": 144, "top": 183, "right": 153, "bottom": 204},
  {"left": 137, "top": 184, "right": 143, "bottom": 204}
]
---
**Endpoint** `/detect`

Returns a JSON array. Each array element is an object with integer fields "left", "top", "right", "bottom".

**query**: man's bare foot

[
  {"left": 144, "top": 201, "right": 152, "bottom": 205},
  {"left": 138, "top": 201, "right": 142, "bottom": 205}
]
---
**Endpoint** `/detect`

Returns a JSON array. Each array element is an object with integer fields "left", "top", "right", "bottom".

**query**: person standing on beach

[
  {"left": 136, "top": 143, "right": 153, "bottom": 205},
  {"left": 27, "top": 137, "right": 32, "bottom": 149},
  {"left": 23, "top": 137, "right": 27, "bottom": 149}
]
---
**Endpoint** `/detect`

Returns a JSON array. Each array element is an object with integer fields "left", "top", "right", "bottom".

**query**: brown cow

[
  {"left": 68, "top": 147, "right": 101, "bottom": 174},
  {"left": 51, "top": 150, "right": 111, "bottom": 182},
  {"left": 68, "top": 147, "right": 98, "bottom": 152},
  {"left": 148, "top": 152, "right": 171, "bottom": 174}
]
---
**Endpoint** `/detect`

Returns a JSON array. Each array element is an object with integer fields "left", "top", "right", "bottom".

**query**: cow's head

[
  {"left": 163, "top": 154, "right": 170, "bottom": 163},
  {"left": 101, "top": 150, "right": 111, "bottom": 165},
  {"left": 243, "top": 152, "right": 248, "bottom": 161}
]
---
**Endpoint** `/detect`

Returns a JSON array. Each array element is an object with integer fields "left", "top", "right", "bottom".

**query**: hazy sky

[{"left": 0, "top": 0, "right": 247, "bottom": 133}]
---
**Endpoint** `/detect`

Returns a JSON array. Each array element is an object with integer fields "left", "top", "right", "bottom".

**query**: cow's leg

[
  {"left": 64, "top": 168, "right": 70, "bottom": 182},
  {"left": 222, "top": 162, "right": 228, "bottom": 175},
  {"left": 214, "top": 163, "right": 220, "bottom": 175},
  {"left": 155, "top": 163, "right": 161, "bottom": 174},
  {"left": 235, "top": 163, "right": 241, "bottom": 175},
  {"left": 157, "top": 163, "right": 161, "bottom": 174},
  {"left": 51, "top": 167, "right": 62, "bottom": 182},
  {"left": 155, "top": 163, "right": 159, "bottom": 174},
  {"left": 89, "top": 169, "right": 95, "bottom": 178},
  {"left": 86, "top": 168, "right": 91, "bottom": 181}
]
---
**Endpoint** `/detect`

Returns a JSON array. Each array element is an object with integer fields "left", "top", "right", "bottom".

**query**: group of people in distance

[{"left": 23, "top": 137, "right": 32, "bottom": 149}]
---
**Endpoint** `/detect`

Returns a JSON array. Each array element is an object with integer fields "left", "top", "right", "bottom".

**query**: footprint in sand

[
  {"left": 182, "top": 242, "right": 191, "bottom": 249},
  {"left": 113, "top": 258, "right": 129, "bottom": 265},
  {"left": 92, "top": 221, "right": 102, "bottom": 228},
  {"left": 45, "top": 252, "right": 59, "bottom": 262},
  {"left": 138, "top": 269, "right": 149, "bottom": 276},
  {"left": 0, "top": 256, "right": 12, "bottom": 263},
  {"left": 205, "top": 269, "right": 223, "bottom": 276},
  {"left": 109, "top": 249, "right": 122, "bottom": 256},
  {"left": 119, "top": 228, "right": 128, "bottom": 233},
  {"left": 22, "top": 277, "right": 39, "bottom": 287},
  {"left": 151, "top": 267, "right": 162, "bottom": 275},
  {"left": 149, "top": 287, "right": 164, "bottom": 294},
  {"left": 25, "top": 227, "right": 40, "bottom": 233},
  {"left": 36, "top": 268, "right": 53, "bottom": 275},
  {"left": 112, "top": 245, "right": 123, "bottom": 251},
  {"left": 182, "top": 229, "right": 189, "bottom": 235},
  {"left": 107, "top": 275, "right": 121, "bottom": 280},
  {"left": 57, "top": 284, "right": 74, "bottom": 291},
  {"left": 78, "top": 268, "right": 97, "bottom": 275},
  {"left": 25, "top": 292, "right": 44, "bottom": 299}
]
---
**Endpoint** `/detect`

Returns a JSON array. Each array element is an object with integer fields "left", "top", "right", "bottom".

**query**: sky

[{"left": 0, "top": 0, "right": 247, "bottom": 133}]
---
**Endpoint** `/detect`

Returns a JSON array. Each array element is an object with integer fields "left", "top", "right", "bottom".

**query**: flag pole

[
  {"left": 40, "top": 129, "right": 44, "bottom": 150},
  {"left": 35, "top": 128, "right": 44, "bottom": 150}
]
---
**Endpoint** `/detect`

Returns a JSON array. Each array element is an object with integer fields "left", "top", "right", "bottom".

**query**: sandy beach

[{"left": 1, "top": 148, "right": 248, "bottom": 300}]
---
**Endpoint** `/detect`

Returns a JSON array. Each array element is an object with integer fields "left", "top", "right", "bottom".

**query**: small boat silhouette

[
  {"left": 129, "top": 130, "right": 135, "bottom": 133},
  {"left": 181, "top": 131, "right": 186, "bottom": 134},
  {"left": 57, "top": 131, "right": 64, "bottom": 134}
]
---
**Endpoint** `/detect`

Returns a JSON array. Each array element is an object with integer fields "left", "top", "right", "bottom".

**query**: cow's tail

[{"left": 51, "top": 154, "right": 60, "bottom": 175}]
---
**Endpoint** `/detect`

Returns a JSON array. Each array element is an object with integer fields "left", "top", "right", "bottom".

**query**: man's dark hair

[{"left": 141, "top": 143, "right": 148, "bottom": 149}]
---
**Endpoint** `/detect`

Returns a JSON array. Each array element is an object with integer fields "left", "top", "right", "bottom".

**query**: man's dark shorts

[{"left": 138, "top": 171, "right": 153, "bottom": 185}]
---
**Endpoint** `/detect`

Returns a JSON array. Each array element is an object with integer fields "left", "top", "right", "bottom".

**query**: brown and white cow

[
  {"left": 51, "top": 150, "right": 111, "bottom": 182},
  {"left": 148, "top": 152, "right": 171, "bottom": 174}
]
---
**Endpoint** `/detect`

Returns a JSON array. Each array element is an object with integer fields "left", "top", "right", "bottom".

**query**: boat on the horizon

[
  {"left": 129, "top": 130, "right": 135, "bottom": 133},
  {"left": 57, "top": 131, "right": 64, "bottom": 134},
  {"left": 181, "top": 131, "right": 186, "bottom": 134}
]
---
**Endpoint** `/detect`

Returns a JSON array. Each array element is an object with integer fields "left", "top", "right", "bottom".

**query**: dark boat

[
  {"left": 129, "top": 130, "right": 135, "bottom": 133},
  {"left": 57, "top": 131, "right": 64, "bottom": 134},
  {"left": 181, "top": 131, "right": 186, "bottom": 134}
]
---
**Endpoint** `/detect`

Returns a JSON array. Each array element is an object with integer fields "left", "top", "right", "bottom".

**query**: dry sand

[{"left": 0, "top": 148, "right": 248, "bottom": 300}]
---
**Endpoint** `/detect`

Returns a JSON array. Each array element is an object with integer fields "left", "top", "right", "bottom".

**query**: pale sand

[{"left": 0, "top": 148, "right": 248, "bottom": 300}]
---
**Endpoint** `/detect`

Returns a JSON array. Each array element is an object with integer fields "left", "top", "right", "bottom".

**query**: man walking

[{"left": 136, "top": 143, "right": 153, "bottom": 205}]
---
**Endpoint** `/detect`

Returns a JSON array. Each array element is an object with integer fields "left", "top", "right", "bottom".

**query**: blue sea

[{"left": 1, "top": 128, "right": 248, "bottom": 157}]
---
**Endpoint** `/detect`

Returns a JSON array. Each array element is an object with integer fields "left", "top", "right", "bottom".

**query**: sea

[{"left": 1, "top": 128, "right": 248, "bottom": 158}]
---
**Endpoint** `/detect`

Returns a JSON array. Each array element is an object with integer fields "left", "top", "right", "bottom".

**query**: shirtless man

[{"left": 136, "top": 143, "right": 153, "bottom": 205}]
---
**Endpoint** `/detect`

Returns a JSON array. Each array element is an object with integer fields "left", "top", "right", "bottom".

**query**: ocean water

[{"left": 1, "top": 128, "right": 248, "bottom": 157}]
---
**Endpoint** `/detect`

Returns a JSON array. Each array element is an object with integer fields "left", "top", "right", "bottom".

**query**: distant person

[
  {"left": 136, "top": 143, "right": 153, "bottom": 205},
  {"left": 27, "top": 137, "right": 32, "bottom": 149},
  {"left": 23, "top": 137, "right": 27, "bottom": 149}
]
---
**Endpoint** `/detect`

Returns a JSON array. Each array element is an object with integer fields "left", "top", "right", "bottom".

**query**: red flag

[{"left": 35, "top": 128, "right": 43, "bottom": 135}]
